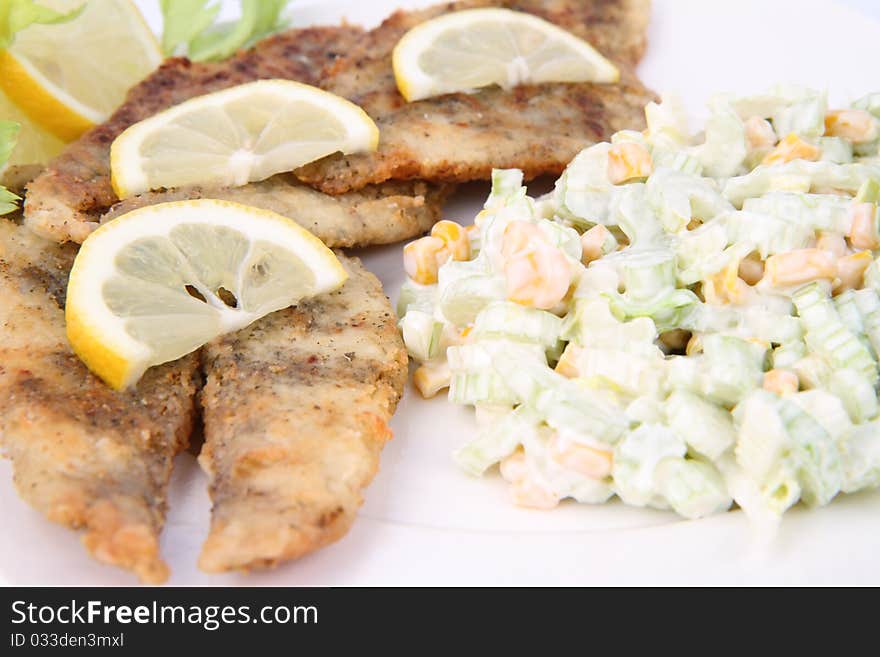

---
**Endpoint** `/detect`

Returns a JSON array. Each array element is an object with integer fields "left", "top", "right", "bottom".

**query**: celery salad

[{"left": 398, "top": 86, "right": 880, "bottom": 526}]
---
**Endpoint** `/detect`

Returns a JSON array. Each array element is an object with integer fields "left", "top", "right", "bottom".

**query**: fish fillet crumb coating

[
  {"left": 24, "top": 24, "right": 450, "bottom": 246},
  {"left": 102, "top": 176, "right": 452, "bottom": 249},
  {"left": 295, "top": 0, "right": 656, "bottom": 194},
  {"left": 198, "top": 255, "right": 407, "bottom": 573},
  {"left": 0, "top": 219, "right": 199, "bottom": 584}
]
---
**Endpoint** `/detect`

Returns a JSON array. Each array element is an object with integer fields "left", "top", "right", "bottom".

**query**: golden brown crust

[
  {"left": 22, "top": 25, "right": 366, "bottom": 243},
  {"left": 1, "top": 164, "right": 43, "bottom": 194},
  {"left": 295, "top": 0, "right": 656, "bottom": 194},
  {"left": 101, "top": 176, "right": 454, "bottom": 249},
  {"left": 0, "top": 220, "right": 199, "bottom": 583},
  {"left": 25, "top": 26, "right": 448, "bottom": 246},
  {"left": 198, "top": 255, "right": 407, "bottom": 573}
]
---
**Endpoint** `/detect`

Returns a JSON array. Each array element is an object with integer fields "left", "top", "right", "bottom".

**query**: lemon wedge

[
  {"left": 109, "top": 79, "right": 380, "bottom": 199},
  {"left": 66, "top": 200, "right": 348, "bottom": 390},
  {"left": 0, "top": 0, "right": 161, "bottom": 142},
  {"left": 392, "top": 8, "right": 620, "bottom": 102}
]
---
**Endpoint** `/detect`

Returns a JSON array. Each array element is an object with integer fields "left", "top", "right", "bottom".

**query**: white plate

[{"left": 3, "top": 0, "right": 880, "bottom": 586}]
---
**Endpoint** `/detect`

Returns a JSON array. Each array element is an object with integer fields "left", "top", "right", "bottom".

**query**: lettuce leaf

[
  {"left": 0, "top": 0, "right": 84, "bottom": 49},
  {"left": 159, "top": 0, "right": 220, "bottom": 57},
  {"left": 0, "top": 121, "right": 21, "bottom": 215},
  {"left": 161, "top": 0, "right": 291, "bottom": 62},
  {"left": 0, "top": 187, "right": 18, "bottom": 215}
]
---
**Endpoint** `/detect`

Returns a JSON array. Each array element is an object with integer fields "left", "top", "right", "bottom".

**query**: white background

[
  {"left": 1, "top": 0, "right": 880, "bottom": 585},
  {"left": 135, "top": 0, "right": 880, "bottom": 26}
]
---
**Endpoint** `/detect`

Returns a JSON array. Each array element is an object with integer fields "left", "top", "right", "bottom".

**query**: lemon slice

[
  {"left": 110, "top": 79, "right": 380, "bottom": 199},
  {"left": 392, "top": 8, "right": 620, "bottom": 102},
  {"left": 0, "top": 90, "right": 65, "bottom": 167},
  {"left": 66, "top": 199, "right": 348, "bottom": 390},
  {"left": 0, "top": 0, "right": 161, "bottom": 142}
]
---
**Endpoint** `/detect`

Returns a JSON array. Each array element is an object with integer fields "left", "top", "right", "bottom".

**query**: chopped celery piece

[
  {"left": 613, "top": 423, "right": 686, "bottom": 509},
  {"left": 454, "top": 406, "right": 538, "bottom": 476},
  {"left": 793, "top": 283, "right": 878, "bottom": 383},
  {"left": 655, "top": 458, "right": 733, "bottom": 519},
  {"left": 666, "top": 390, "right": 736, "bottom": 460},
  {"left": 839, "top": 421, "right": 880, "bottom": 493},
  {"left": 400, "top": 310, "right": 443, "bottom": 363},
  {"left": 472, "top": 302, "right": 562, "bottom": 349},
  {"left": 742, "top": 192, "right": 851, "bottom": 233},
  {"left": 696, "top": 96, "right": 747, "bottom": 177}
]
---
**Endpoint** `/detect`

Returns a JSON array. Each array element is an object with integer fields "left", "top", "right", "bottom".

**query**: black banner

[
  {"left": 0, "top": 586, "right": 853, "bottom": 650},
  {"left": 0, "top": 586, "right": 668, "bottom": 649}
]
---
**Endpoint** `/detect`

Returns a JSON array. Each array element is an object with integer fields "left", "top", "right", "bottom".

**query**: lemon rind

[
  {"left": 0, "top": 0, "right": 161, "bottom": 143},
  {"left": 392, "top": 7, "right": 620, "bottom": 103},
  {"left": 110, "top": 79, "right": 380, "bottom": 199},
  {"left": 66, "top": 199, "right": 348, "bottom": 391},
  {"left": 0, "top": 50, "right": 99, "bottom": 141}
]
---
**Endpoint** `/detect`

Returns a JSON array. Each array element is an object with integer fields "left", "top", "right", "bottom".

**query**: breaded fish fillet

[
  {"left": 198, "top": 255, "right": 407, "bottom": 573},
  {"left": 102, "top": 176, "right": 451, "bottom": 249},
  {"left": 295, "top": 0, "right": 656, "bottom": 194},
  {"left": 23, "top": 24, "right": 449, "bottom": 246},
  {"left": 0, "top": 218, "right": 199, "bottom": 583}
]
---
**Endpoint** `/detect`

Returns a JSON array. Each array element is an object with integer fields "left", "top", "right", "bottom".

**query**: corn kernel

[
  {"left": 763, "top": 369, "right": 799, "bottom": 396},
  {"left": 548, "top": 436, "right": 613, "bottom": 479},
  {"left": 737, "top": 253, "right": 765, "bottom": 286},
  {"left": 403, "top": 236, "right": 449, "bottom": 285},
  {"left": 607, "top": 142, "right": 653, "bottom": 184},
  {"left": 745, "top": 116, "right": 777, "bottom": 150},
  {"left": 848, "top": 202, "right": 880, "bottom": 250},
  {"left": 825, "top": 109, "right": 878, "bottom": 144},
  {"left": 501, "top": 449, "right": 560, "bottom": 509},
  {"left": 554, "top": 344, "right": 583, "bottom": 378},
  {"left": 762, "top": 248, "right": 838, "bottom": 287},
  {"left": 431, "top": 220, "right": 470, "bottom": 261},
  {"left": 762, "top": 133, "right": 821, "bottom": 166},
  {"left": 501, "top": 220, "right": 545, "bottom": 259},
  {"left": 505, "top": 247, "right": 572, "bottom": 310},
  {"left": 509, "top": 479, "right": 560, "bottom": 510},
  {"left": 500, "top": 449, "right": 527, "bottom": 483},
  {"left": 703, "top": 259, "right": 752, "bottom": 305},
  {"left": 686, "top": 333, "right": 703, "bottom": 356},
  {"left": 413, "top": 362, "right": 451, "bottom": 399},
  {"left": 580, "top": 224, "right": 614, "bottom": 264},
  {"left": 816, "top": 232, "right": 850, "bottom": 258},
  {"left": 501, "top": 221, "right": 575, "bottom": 309},
  {"left": 834, "top": 250, "right": 873, "bottom": 293}
]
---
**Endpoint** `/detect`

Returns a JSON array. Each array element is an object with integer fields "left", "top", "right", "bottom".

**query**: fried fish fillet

[
  {"left": 103, "top": 176, "right": 451, "bottom": 249},
  {"left": 0, "top": 218, "right": 199, "bottom": 583},
  {"left": 1, "top": 164, "right": 42, "bottom": 195},
  {"left": 295, "top": 0, "right": 656, "bottom": 194},
  {"left": 198, "top": 255, "right": 407, "bottom": 572},
  {"left": 23, "top": 24, "right": 449, "bottom": 246}
]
